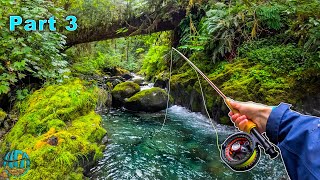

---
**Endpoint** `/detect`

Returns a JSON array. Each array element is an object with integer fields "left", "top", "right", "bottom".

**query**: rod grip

[{"left": 225, "top": 98, "right": 256, "bottom": 133}]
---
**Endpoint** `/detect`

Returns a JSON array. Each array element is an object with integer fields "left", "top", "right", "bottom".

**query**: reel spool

[{"left": 221, "top": 133, "right": 260, "bottom": 171}]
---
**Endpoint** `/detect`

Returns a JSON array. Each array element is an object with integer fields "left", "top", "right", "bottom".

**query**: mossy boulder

[
  {"left": 111, "top": 82, "right": 140, "bottom": 107},
  {"left": 124, "top": 87, "right": 173, "bottom": 112},
  {"left": 0, "top": 79, "right": 106, "bottom": 179}
]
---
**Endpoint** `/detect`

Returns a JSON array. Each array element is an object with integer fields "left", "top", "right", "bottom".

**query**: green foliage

[
  {"left": 240, "top": 43, "right": 313, "bottom": 73},
  {"left": 140, "top": 45, "right": 170, "bottom": 80},
  {"left": 16, "top": 89, "right": 30, "bottom": 101},
  {"left": 0, "top": 79, "right": 106, "bottom": 179},
  {"left": 66, "top": 33, "right": 165, "bottom": 75},
  {"left": 256, "top": 4, "right": 284, "bottom": 30},
  {"left": 0, "top": 0, "right": 69, "bottom": 96},
  {"left": 203, "top": 5, "right": 241, "bottom": 62}
]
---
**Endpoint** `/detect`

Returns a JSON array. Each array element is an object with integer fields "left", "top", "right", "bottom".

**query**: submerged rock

[
  {"left": 111, "top": 82, "right": 140, "bottom": 107},
  {"left": 124, "top": 87, "right": 173, "bottom": 112}
]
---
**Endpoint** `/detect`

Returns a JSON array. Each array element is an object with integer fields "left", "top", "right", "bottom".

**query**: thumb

[{"left": 229, "top": 100, "right": 241, "bottom": 111}]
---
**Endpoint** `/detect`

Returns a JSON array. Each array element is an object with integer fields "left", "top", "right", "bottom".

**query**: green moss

[
  {"left": 126, "top": 87, "right": 173, "bottom": 103},
  {"left": 112, "top": 81, "right": 140, "bottom": 93},
  {"left": 0, "top": 79, "right": 106, "bottom": 179},
  {"left": 171, "top": 69, "right": 197, "bottom": 87},
  {"left": 207, "top": 58, "right": 299, "bottom": 105},
  {"left": 0, "top": 109, "right": 6, "bottom": 122},
  {"left": 115, "top": 67, "right": 130, "bottom": 76}
]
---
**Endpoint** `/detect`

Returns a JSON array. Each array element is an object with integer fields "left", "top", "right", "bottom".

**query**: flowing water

[{"left": 90, "top": 106, "right": 289, "bottom": 180}]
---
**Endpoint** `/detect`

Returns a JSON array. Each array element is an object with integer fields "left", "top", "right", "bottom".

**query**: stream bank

[{"left": 0, "top": 79, "right": 110, "bottom": 179}]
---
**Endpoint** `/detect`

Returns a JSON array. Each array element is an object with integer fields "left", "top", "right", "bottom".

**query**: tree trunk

[{"left": 65, "top": 7, "right": 186, "bottom": 47}]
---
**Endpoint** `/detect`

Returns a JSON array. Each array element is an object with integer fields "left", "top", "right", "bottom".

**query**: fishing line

[
  {"left": 157, "top": 49, "right": 173, "bottom": 133},
  {"left": 158, "top": 48, "right": 221, "bottom": 152},
  {"left": 194, "top": 67, "right": 221, "bottom": 152}
]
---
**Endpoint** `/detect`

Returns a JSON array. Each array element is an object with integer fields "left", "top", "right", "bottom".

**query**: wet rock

[
  {"left": 111, "top": 82, "right": 140, "bottom": 107},
  {"left": 105, "top": 76, "right": 125, "bottom": 87},
  {"left": 124, "top": 87, "right": 173, "bottom": 112},
  {"left": 95, "top": 88, "right": 112, "bottom": 113},
  {"left": 101, "top": 134, "right": 109, "bottom": 145},
  {"left": 0, "top": 129, "right": 6, "bottom": 138},
  {"left": 82, "top": 151, "right": 97, "bottom": 177},
  {"left": 154, "top": 79, "right": 168, "bottom": 89},
  {"left": 122, "top": 73, "right": 133, "bottom": 80},
  {"left": 3, "top": 120, "right": 11, "bottom": 131},
  {"left": 297, "top": 93, "right": 320, "bottom": 117},
  {"left": 171, "top": 83, "right": 232, "bottom": 125},
  {"left": 47, "top": 136, "right": 58, "bottom": 146},
  {"left": 133, "top": 79, "right": 145, "bottom": 86}
]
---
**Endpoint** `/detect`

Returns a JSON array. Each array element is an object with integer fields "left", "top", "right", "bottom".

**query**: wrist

[{"left": 259, "top": 106, "right": 272, "bottom": 132}]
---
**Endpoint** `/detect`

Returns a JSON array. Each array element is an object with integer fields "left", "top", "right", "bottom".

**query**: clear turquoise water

[{"left": 90, "top": 106, "right": 289, "bottom": 180}]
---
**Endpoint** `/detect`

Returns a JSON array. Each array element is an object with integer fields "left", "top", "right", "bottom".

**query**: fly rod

[{"left": 172, "top": 47, "right": 279, "bottom": 172}]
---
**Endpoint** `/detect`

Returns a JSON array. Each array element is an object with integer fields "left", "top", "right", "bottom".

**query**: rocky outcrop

[
  {"left": 154, "top": 78, "right": 168, "bottom": 89},
  {"left": 170, "top": 83, "right": 232, "bottom": 125},
  {"left": 111, "top": 82, "right": 140, "bottom": 107},
  {"left": 297, "top": 93, "right": 320, "bottom": 117},
  {"left": 124, "top": 87, "right": 172, "bottom": 112}
]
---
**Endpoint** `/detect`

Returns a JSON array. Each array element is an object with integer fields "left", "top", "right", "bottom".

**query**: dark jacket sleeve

[{"left": 266, "top": 103, "right": 320, "bottom": 180}]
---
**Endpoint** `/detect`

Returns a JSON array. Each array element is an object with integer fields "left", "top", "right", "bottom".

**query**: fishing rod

[{"left": 172, "top": 47, "right": 279, "bottom": 172}]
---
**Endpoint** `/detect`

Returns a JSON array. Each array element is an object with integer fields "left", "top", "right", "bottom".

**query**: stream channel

[{"left": 89, "top": 104, "right": 289, "bottom": 179}]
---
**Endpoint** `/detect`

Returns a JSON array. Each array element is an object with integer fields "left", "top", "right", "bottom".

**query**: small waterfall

[{"left": 130, "top": 73, "right": 154, "bottom": 91}]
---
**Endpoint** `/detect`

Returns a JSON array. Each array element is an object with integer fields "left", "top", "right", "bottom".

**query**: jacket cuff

[{"left": 266, "top": 103, "right": 291, "bottom": 144}]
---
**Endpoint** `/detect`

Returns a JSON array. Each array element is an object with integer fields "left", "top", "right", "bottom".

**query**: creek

[{"left": 89, "top": 106, "right": 289, "bottom": 180}]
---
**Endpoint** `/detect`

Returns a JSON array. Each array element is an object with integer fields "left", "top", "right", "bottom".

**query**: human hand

[{"left": 228, "top": 100, "right": 272, "bottom": 133}]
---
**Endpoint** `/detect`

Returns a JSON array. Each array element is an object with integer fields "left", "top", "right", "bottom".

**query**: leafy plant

[
  {"left": 256, "top": 5, "right": 284, "bottom": 30},
  {"left": 0, "top": 0, "right": 69, "bottom": 96}
]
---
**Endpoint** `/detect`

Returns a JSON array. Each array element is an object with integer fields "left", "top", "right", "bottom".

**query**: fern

[
  {"left": 203, "top": 7, "right": 242, "bottom": 62},
  {"left": 257, "top": 5, "right": 284, "bottom": 30}
]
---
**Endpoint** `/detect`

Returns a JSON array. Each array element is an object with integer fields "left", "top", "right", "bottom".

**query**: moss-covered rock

[
  {"left": 124, "top": 87, "right": 173, "bottom": 112},
  {"left": 111, "top": 82, "right": 140, "bottom": 107},
  {"left": 0, "top": 79, "right": 106, "bottom": 179}
]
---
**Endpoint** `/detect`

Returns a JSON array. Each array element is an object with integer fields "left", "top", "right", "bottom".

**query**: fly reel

[
  {"left": 221, "top": 132, "right": 261, "bottom": 171},
  {"left": 221, "top": 128, "right": 279, "bottom": 172}
]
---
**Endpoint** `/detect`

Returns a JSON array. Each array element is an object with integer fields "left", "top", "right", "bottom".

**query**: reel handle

[{"left": 225, "top": 98, "right": 279, "bottom": 159}]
